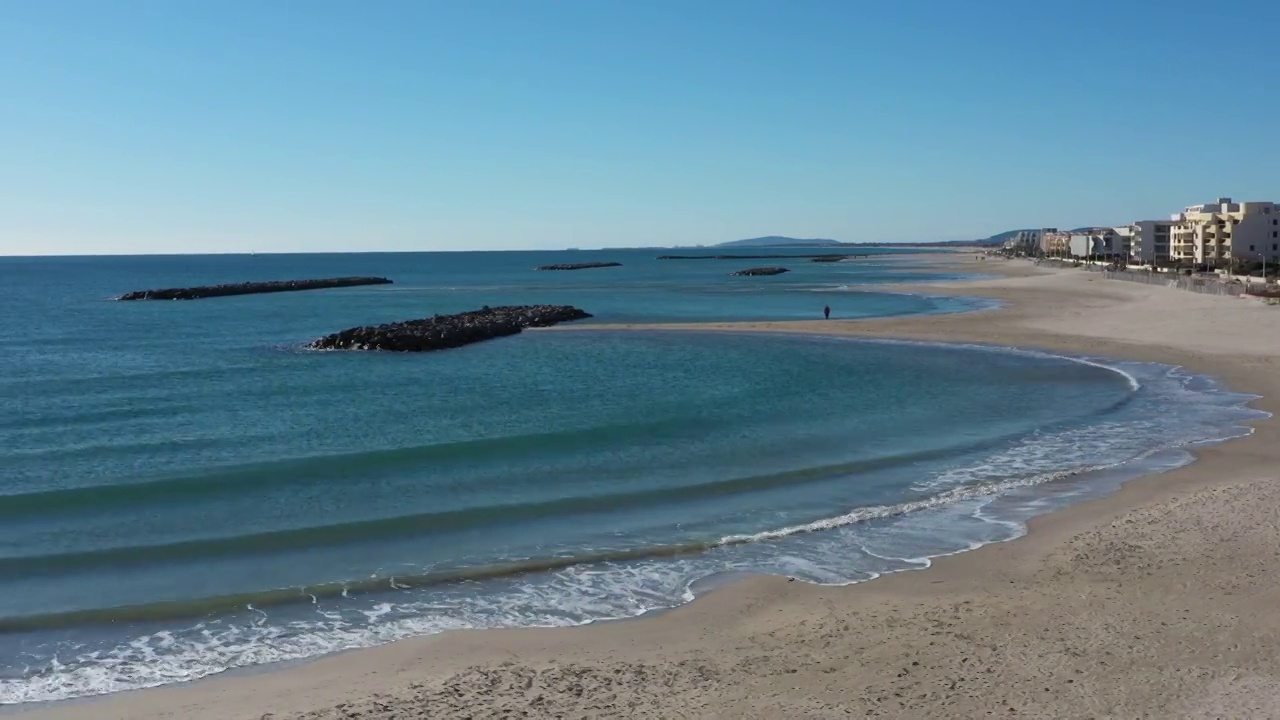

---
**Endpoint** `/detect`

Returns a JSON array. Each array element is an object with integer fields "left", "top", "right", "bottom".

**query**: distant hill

[
  {"left": 717, "top": 236, "right": 844, "bottom": 248},
  {"left": 926, "top": 239, "right": 996, "bottom": 247},
  {"left": 976, "top": 229, "right": 1037, "bottom": 246},
  {"left": 710, "top": 233, "right": 1044, "bottom": 249},
  {"left": 973, "top": 227, "right": 1101, "bottom": 246}
]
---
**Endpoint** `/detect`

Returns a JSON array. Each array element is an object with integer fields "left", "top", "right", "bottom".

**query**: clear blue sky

[{"left": 3, "top": 0, "right": 1278, "bottom": 255}]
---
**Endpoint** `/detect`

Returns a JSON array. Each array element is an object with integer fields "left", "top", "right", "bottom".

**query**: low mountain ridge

[{"left": 716, "top": 236, "right": 844, "bottom": 248}]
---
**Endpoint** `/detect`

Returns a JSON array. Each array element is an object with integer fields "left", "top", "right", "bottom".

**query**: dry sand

[{"left": 18, "top": 256, "right": 1280, "bottom": 719}]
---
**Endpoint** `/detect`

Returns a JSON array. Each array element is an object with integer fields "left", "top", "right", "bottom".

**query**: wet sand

[{"left": 20, "top": 256, "right": 1280, "bottom": 719}]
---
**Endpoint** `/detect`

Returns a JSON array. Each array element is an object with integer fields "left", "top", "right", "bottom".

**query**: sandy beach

[{"left": 19, "top": 255, "right": 1280, "bottom": 719}]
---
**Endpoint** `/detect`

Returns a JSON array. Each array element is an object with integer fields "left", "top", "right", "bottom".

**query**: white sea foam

[{"left": 715, "top": 445, "right": 1124, "bottom": 551}]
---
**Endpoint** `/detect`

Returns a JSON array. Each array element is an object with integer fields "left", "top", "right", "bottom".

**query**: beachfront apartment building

[
  {"left": 1019, "top": 197, "right": 1279, "bottom": 268},
  {"left": 1039, "top": 230, "right": 1072, "bottom": 257},
  {"left": 1169, "top": 198, "right": 1280, "bottom": 267},
  {"left": 1069, "top": 228, "right": 1126, "bottom": 260},
  {"left": 1129, "top": 220, "right": 1176, "bottom": 264},
  {"left": 1112, "top": 225, "right": 1135, "bottom": 260},
  {"left": 1003, "top": 229, "right": 1055, "bottom": 255},
  {"left": 1002, "top": 231, "right": 1033, "bottom": 254}
]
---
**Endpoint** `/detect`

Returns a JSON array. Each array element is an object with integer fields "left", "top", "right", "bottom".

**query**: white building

[
  {"left": 1003, "top": 229, "right": 1054, "bottom": 255},
  {"left": 1068, "top": 228, "right": 1126, "bottom": 259},
  {"left": 1112, "top": 226, "right": 1135, "bottom": 260},
  {"left": 1129, "top": 220, "right": 1177, "bottom": 264}
]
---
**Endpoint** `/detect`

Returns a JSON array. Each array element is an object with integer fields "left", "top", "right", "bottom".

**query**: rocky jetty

[
  {"left": 535, "top": 262, "right": 622, "bottom": 271},
  {"left": 307, "top": 305, "right": 592, "bottom": 352},
  {"left": 658, "top": 253, "right": 868, "bottom": 260},
  {"left": 118, "top": 277, "right": 392, "bottom": 301},
  {"left": 809, "top": 255, "right": 846, "bottom": 263},
  {"left": 731, "top": 267, "right": 790, "bottom": 276}
]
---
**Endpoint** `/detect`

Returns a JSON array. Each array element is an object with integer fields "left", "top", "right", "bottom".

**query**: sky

[{"left": 2, "top": 0, "right": 1278, "bottom": 255}]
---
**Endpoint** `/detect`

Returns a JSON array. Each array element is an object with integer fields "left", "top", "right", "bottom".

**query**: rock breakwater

[
  {"left": 118, "top": 277, "right": 392, "bottom": 301},
  {"left": 308, "top": 305, "right": 593, "bottom": 352},
  {"left": 731, "top": 267, "right": 790, "bottom": 276},
  {"left": 657, "top": 253, "right": 868, "bottom": 260},
  {"left": 535, "top": 262, "right": 622, "bottom": 270}
]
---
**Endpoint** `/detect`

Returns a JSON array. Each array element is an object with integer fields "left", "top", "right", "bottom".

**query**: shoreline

[{"left": 17, "top": 256, "right": 1280, "bottom": 718}]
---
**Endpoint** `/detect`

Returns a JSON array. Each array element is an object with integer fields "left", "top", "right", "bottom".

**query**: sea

[{"left": 0, "top": 248, "right": 1265, "bottom": 704}]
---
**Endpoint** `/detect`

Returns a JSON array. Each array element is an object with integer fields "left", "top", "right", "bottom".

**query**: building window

[{"left": 1250, "top": 245, "right": 1256, "bottom": 252}]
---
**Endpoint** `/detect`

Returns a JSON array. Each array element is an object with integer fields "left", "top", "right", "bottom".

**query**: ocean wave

[
  {"left": 0, "top": 416, "right": 720, "bottom": 515},
  {"left": 717, "top": 465, "right": 1098, "bottom": 546},
  {"left": 0, "top": 460, "right": 1134, "bottom": 699},
  {"left": 0, "top": 361, "right": 268, "bottom": 394},
  {"left": 0, "top": 402, "right": 199, "bottom": 432},
  {"left": 0, "top": 437, "right": 1047, "bottom": 579}
]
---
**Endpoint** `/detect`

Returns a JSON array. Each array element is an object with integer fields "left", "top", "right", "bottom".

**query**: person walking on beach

[{"left": 823, "top": 305, "right": 830, "bottom": 319}]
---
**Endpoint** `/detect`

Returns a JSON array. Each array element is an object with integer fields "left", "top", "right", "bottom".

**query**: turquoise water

[{"left": 0, "top": 250, "right": 1263, "bottom": 703}]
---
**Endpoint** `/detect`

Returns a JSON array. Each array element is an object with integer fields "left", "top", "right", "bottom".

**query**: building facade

[
  {"left": 1003, "top": 229, "right": 1055, "bottom": 255},
  {"left": 1068, "top": 228, "right": 1126, "bottom": 259},
  {"left": 1129, "top": 220, "right": 1176, "bottom": 264},
  {"left": 1169, "top": 198, "right": 1280, "bottom": 267},
  {"left": 1021, "top": 197, "right": 1279, "bottom": 268},
  {"left": 1039, "top": 230, "right": 1072, "bottom": 257}
]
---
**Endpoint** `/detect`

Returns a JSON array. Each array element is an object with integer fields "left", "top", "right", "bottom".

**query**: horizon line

[{"left": 0, "top": 241, "right": 977, "bottom": 259}]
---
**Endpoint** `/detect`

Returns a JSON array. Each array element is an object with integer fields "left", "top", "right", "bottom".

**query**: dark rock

[
  {"left": 118, "top": 277, "right": 392, "bottom": 301},
  {"left": 808, "top": 255, "right": 846, "bottom": 263},
  {"left": 731, "top": 267, "right": 790, "bottom": 276},
  {"left": 535, "top": 262, "right": 622, "bottom": 271},
  {"left": 307, "top": 305, "right": 592, "bottom": 353}
]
